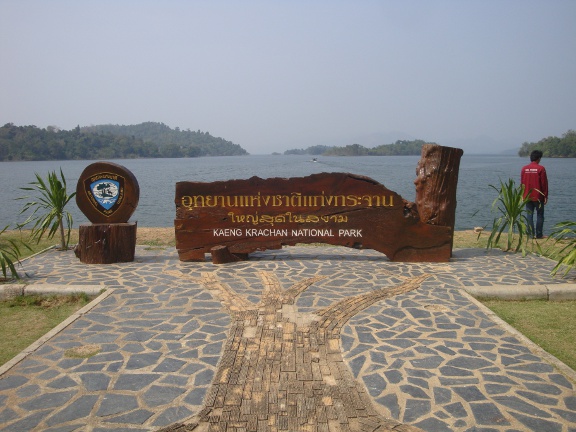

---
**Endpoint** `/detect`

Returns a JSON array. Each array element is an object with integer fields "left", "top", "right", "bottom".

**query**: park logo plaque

[
  {"left": 83, "top": 173, "right": 125, "bottom": 218},
  {"left": 76, "top": 162, "right": 139, "bottom": 224},
  {"left": 175, "top": 144, "right": 463, "bottom": 263},
  {"left": 75, "top": 162, "right": 139, "bottom": 264}
]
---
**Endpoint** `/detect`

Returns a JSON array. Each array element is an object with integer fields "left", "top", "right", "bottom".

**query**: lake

[{"left": 1, "top": 155, "right": 574, "bottom": 233}]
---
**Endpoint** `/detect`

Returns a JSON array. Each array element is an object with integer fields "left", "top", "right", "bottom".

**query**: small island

[
  {"left": 284, "top": 139, "right": 432, "bottom": 156},
  {"left": 518, "top": 130, "right": 576, "bottom": 158}
]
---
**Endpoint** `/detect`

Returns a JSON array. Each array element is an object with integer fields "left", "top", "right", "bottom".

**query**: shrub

[
  {"left": 18, "top": 169, "right": 76, "bottom": 250},
  {"left": 0, "top": 225, "right": 29, "bottom": 280},
  {"left": 485, "top": 178, "right": 532, "bottom": 254},
  {"left": 548, "top": 221, "right": 576, "bottom": 277}
]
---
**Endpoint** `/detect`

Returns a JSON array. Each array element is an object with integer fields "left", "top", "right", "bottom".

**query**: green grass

[
  {"left": 0, "top": 229, "right": 78, "bottom": 260},
  {"left": 0, "top": 293, "right": 93, "bottom": 366},
  {"left": 481, "top": 299, "right": 576, "bottom": 371}
]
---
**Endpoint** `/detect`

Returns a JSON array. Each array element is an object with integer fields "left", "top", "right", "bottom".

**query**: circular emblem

[{"left": 76, "top": 162, "right": 139, "bottom": 223}]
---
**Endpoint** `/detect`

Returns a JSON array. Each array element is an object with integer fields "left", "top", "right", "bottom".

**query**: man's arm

[{"left": 540, "top": 167, "right": 549, "bottom": 204}]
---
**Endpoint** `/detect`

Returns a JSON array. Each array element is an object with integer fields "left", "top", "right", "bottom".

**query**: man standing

[{"left": 521, "top": 150, "right": 548, "bottom": 239}]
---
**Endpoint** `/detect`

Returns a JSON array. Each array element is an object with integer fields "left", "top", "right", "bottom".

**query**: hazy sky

[{"left": 1, "top": 1, "right": 575, "bottom": 154}]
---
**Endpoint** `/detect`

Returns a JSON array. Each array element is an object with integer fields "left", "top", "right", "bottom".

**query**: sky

[{"left": 1, "top": 1, "right": 575, "bottom": 155}]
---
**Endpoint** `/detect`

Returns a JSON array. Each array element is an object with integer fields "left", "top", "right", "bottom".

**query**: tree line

[
  {"left": 518, "top": 130, "right": 576, "bottom": 158},
  {"left": 284, "top": 140, "right": 434, "bottom": 156},
  {"left": 0, "top": 122, "right": 248, "bottom": 161}
]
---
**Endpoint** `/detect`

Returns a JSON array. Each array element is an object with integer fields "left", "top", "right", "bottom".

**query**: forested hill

[
  {"left": 284, "top": 139, "right": 434, "bottom": 156},
  {"left": 518, "top": 130, "right": 576, "bottom": 158},
  {"left": 0, "top": 122, "right": 247, "bottom": 161},
  {"left": 82, "top": 122, "right": 247, "bottom": 157}
]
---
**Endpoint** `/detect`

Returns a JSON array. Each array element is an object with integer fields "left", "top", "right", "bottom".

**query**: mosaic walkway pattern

[{"left": 0, "top": 246, "right": 574, "bottom": 431}]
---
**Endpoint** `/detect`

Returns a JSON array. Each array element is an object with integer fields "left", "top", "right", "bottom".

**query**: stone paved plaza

[{"left": 0, "top": 246, "right": 575, "bottom": 431}]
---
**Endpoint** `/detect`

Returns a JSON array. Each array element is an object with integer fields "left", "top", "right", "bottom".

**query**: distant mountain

[
  {"left": 82, "top": 122, "right": 248, "bottom": 157},
  {"left": 0, "top": 122, "right": 248, "bottom": 161}
]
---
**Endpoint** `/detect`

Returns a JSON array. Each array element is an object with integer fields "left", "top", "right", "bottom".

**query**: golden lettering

[
  {"left": 181, "top": 192, "right": 393, "bottom": 209},
  {"left": 250, "top": 194, "right": 261, "bottom": 207},
  {"left": 290, "top": 192, "right": 302, "bottom": 207}
]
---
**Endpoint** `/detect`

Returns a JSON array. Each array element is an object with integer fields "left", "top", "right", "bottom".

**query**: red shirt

[{"left": 521, "top": 162, "right": 548, "bottom": 202}]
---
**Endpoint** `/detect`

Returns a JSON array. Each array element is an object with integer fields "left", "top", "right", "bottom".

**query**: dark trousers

[{"left": 526, "top": 200, "right": 545, "bottom": 238}]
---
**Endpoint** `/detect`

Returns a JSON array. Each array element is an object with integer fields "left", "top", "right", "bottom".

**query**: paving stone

[
  {"left": 153, "top": 357, "right": 187, "bottom": 373},
  {"left": 47, "top": 375, "right": 77, "bottom": 389},
  {"left": 126, "top": 352, "right": 163, "bottom": 369},
  {"left": 509, "top": 411, "right": 563, "bottom": 432},
  {"left": 45, "top": 394, "right": 99, "bottom": 426},
  {"left": 469, "top": 402, "right": 509, "bottom": 426},
  {"left": 493, "top": 395, "right": 553, "bottom": 418},
  {"left": 152, "top": 406, "right": 196, "bottom": 427},
  {"left": 0, "top": 375, "right": 28, "bottom": 390},
  {"left": 79, "top": 372, "right": 111, "bottom": 391},
  {"left": 97, "top": 394, "right": 139, "bottom": 416},
  {"left": 184, "top": 387, "right": 208, "bottom": 406},
  {"left": 103, "top": 409, "right": 154, "bottom": 424},
  {"left": 551, "top": 407, "right": 576, "bottom": 423},
  {"left": 363, "top": 373, "right": 387, "bottom": 397},
  {"left": 143, "top": 385, "right": 187, "bottom": 407},
  {"left": 20, "top": 390, "right": 77, "bottom": 410},
  {"left": 403, "top": 399, "right": 431, "bottom": 422},
  {"left": 410, "top": 355, "right": 444, "bottom": 369},
  {"left": 114, "top": 374, "right": 159, "bottom": 391},
  {"left": 401, "top": 384, "right": 430, "bottom": 399},
  {"left": 524, "top": 382, "right": 564, "bottom": 395},
  {"left": 549, "top": 373, "right": 574, "bottom": 389},
  {"left": 0, "top": 407, "right": 18, "bottom": 424},
  {"left": 0, "top": 411, "right": 50, "bottom": 431},
  {"left": 447, "top": 356, "right": 493, "bottom": 370},
  {"left": 439, "top": 365, "right": 475, "bottom": 377},
  {"left": 453, "top": 386, "right": 488, "bottom": 402},
  {"left": 413, "top": 417, "right": 452, "bottom": 432},
  {"left": 566, "top": 396, "right": 576, "bottom": 410}
]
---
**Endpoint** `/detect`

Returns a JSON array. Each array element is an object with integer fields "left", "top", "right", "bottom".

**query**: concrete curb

[
  {"left": 464, "top": 283, "right": 576, "bottom": 300},
  {"left": 0, "top": 283, "right": 104, "bottom": 300}
]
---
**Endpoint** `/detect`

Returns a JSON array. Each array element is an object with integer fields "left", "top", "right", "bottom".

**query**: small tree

[
  {"left": 0, "top": 225, "right": 29, "bottom": 280},
  {"left": 485, "top": 178, "right": 532, "bottom": 254},
  {"left": 548, "top": 221, "right": 576, "bottom": 277},
  {"left": 18, "top": 169, "right": 76, "bottom": 250}
]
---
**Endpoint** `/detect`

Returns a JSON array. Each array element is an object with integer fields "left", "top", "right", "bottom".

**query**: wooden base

[
  {"left": 74, "top": 223, "right": 137, "bottom": 264},
  {"left": 210, "top": 246, "right": 249, "bottom": 264}
]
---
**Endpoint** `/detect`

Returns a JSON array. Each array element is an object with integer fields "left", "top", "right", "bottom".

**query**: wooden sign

[
  {"left": 76, "top": 161, "right": 140, "bottom": 224},
  {"left": 175, "top": 144, "right": 463, "bottom": 263},
  {"left": 75, "top": 162, "right": 139, "bottom": 264}
]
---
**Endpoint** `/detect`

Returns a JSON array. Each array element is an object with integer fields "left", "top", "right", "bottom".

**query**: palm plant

[
  {"left": 0, "top": 225, "right": 29, "bottom": 280},
  {"left": 18, "top": 169, "right": 76, "bottom": 250},
  {"left": 548, "top": 221, "right": 576, "bottom": 277},
  {"left": 485, "top": 178, "right": 532, "bottom": 254}
]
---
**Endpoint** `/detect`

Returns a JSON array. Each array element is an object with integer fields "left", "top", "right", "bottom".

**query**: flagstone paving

[{"left": 0, "top": 246, "right": 575, "bottom": 431}]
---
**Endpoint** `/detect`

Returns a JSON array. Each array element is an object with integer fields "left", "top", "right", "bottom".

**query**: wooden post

[
  {"left": 74, "top": 223, "right": 137, "bottom": 264},
  {"left": 414, "top": 144, "right": 464, "bottom": 254}
]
